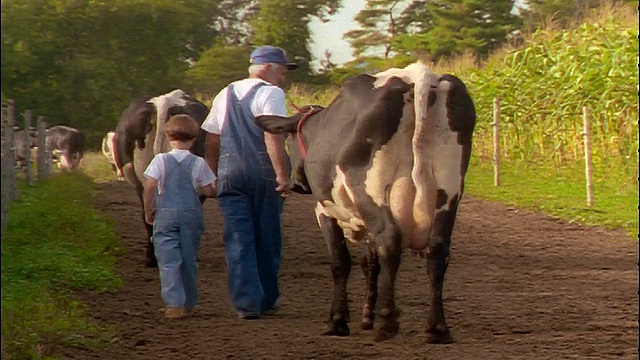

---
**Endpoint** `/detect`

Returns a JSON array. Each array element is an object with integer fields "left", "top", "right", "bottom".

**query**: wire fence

[{"left": 1, "top": 99, "right": 53, "bottom": 234}]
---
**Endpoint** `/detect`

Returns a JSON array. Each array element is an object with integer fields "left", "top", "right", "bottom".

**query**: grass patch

[
  {"left": 1, "top": 172, "right": 123, "bottom": 359},
  {"left": 80, "top": 152, "right": 118, "bottom": 184},
  {"left": 465, "top": 158, "right": 638, "bottom": 239}
]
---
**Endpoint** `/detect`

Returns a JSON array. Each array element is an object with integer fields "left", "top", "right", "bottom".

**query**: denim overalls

[
  {"left": 152, "top": 154, "right": 204, "bottom": 311},
  {"left": 217, "top": 83, "right": 287, "bottom": 317}
]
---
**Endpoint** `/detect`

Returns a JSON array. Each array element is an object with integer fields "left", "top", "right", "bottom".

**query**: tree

[
  {"left": 184, "top": 43, "right": 253, "bottom": 99},
  {"left": 344, "top": 0, "right": 409, "bottom": 59},
  {"left": 520, "top": 0, "right": 603, "bottom": 30},
  {"left": 1, "top": 0, "right": 219, "bottom": 146},
  {"left": 249, "top": 0, "right": 341, "bottom": 82},
  {"left": 393, "top": 0, "right": 522, "bottom": 62},
  {"left": 214, "top": 0, "right": 260, "bottom": 45}
]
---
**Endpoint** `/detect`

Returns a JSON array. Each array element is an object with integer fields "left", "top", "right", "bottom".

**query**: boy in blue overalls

[{"left": 143, "top": 114, "right": 216, "bottom": 318}]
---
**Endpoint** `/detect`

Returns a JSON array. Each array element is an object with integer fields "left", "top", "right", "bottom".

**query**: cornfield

[
  {"left": 460, "top": 4, "right": 638, "bottom": 167},
  {"left": 288, "top": 3, "right": 638, "bottom": 171}
]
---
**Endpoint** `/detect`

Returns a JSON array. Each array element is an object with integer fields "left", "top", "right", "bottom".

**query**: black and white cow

[
  {"left": 101, "top": 131, "right": 124, "bottom": 181},
  {"left": 256, "top": 62, "right": 476, "bottom": 343},
  {"left": 46, "top": 125, "right": 86, "bottom": 170},
  {"left": 113, "top": 89, "right": 210, "bottom": 268}
]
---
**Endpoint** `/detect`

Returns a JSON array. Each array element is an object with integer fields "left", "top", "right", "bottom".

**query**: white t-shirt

[
  {"left": 201, "top": 78, "right": 288, "bottom": 135},
  {"left": 143, "top": 149, "right": 216, "bottom": 195}
]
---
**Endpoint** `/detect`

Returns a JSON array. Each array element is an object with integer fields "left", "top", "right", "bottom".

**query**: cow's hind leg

[
  {"left": 318, "top": 213, "right": 351, "bottom": 337},
  {"left": 124, "top": 162, "right": 158, "bottom": 268},
  {"left": 360, "top": 244, "right": 379, "bottom": 331},
  {"left": 139, "top": 194, "right": 156, "bottom": 268},
  {"left": 143, "top": 218, "right": 156, "bottom": 268},
  {"left": 424, "top": 205, "right": 457, "bottom": 344},
  {"left": 373, "top": 228, "right": 402, "bottom": 342}
]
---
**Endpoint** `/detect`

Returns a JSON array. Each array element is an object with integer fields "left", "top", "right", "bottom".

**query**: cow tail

[
  {"left": 153, "top": 101, "right": 169, "bottom": 155},
  {"left": 410, "top": 63, "right": 438, "bottom": 226}
]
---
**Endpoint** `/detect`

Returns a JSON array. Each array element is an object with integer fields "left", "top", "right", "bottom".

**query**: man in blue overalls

[{"left": 202, "top": 46, "right": 297, "bottom": 319}]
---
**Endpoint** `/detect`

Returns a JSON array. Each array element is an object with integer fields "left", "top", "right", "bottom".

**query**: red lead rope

[{"left": 290, "top": 104, "right": 322, "bottom": 160}]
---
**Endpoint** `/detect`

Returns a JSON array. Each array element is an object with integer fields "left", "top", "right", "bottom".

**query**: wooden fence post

[
  {"left": 492, "top": 97, "right": 501, "bottom": 186},
  {"left": 37, "top": 116, "right": 50, "bottom": 181},
  {"left": 24, "top": 110, "right": 34, "bottom": 186},
  {"left": 582, "top": 106, "right": 594, "bottom": 207}
]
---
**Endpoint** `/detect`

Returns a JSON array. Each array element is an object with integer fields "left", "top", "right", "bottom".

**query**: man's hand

[
  {"left": 275, "top": 175, "right": 292, "bottom": 198},
  {"left": 144, "top": 209, "right": 155, "bottom": 225}
]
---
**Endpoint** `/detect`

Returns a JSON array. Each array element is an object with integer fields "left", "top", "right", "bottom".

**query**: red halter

[{"left": 290, "top": 103, "right": 322, "bottom": 160}]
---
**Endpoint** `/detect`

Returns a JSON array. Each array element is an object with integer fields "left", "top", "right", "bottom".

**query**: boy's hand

[{"left": 201, "top": 181, "right": 217, "bottom": 198}]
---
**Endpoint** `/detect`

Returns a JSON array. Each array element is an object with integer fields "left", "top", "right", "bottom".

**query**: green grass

[
  {"left": 1, "top": 172, "right": 123, "bottom": 359},
  {"left": 80, "top": 152, "right": 118, "bottom": 183},
  {"left": 465, "top": 158, "right": 638, "bottom": 239}
]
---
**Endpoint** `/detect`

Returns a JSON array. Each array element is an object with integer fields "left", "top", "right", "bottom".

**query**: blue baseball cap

[{"left": 250, "top": 45, "right": 298, "bottom": 70}]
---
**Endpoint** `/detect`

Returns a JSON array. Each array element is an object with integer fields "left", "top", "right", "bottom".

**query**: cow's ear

[{"left": 255, "top": 115, "right": 299, "bottom": 134}]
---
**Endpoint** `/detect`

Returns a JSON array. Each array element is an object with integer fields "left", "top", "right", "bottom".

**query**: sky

[
  {"left": 308, "top": 0, "right": 528, "bottom": 70},
  {"left": 308, "top": 0, "right": 366, "bottom": 69}
]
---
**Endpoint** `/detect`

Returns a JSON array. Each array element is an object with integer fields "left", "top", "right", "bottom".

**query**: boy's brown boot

[{"left": 164, "top": 307, "right": 186, "bottom": 318}]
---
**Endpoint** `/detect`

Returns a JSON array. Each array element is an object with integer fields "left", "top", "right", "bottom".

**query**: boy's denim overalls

[{"left": 152, "top": 154, "right": 204, "bottom": 311}]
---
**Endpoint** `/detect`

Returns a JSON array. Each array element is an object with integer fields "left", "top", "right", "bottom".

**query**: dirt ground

[{"left": 61, "top": 180, "right": 638, "bottom": 360}]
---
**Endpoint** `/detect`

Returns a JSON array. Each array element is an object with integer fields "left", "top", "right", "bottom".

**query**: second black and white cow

[
  {"left": 113, "top": 89, "right": 209, "bottom": 267},
  {"left": 102, "top": 131, "right": 124, "bottom": 181},
  {"left": 256, "top": 62, "right": 476, "bottom": 343},
  {"left": 46, "top": 125, "right": 86, "bottom": 171}
]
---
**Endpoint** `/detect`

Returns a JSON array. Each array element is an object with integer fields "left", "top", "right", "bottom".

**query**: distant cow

[
  {"left": 13, "top": 128, "right": 37, "bottom": 168},
  {"left": 256, "top": 62, "right": 476, "bottom": 343},
  {"left": 46, "top": 125, "right": 85, "bottom": 171},
  {"left": 113, "top": 89, "right": 209, "bottom": 267},
  {"left": 102, "top": 131, "right": 124, "bottom": 181}
]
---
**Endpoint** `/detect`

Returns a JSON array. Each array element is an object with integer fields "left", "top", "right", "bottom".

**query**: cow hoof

[
  {"left": 425, "top": 326, "right": 453, "bottom": 344},
  {"left": 374, "top": 319, "right": 399, "bottom": 342},
  {"left": 361, "top": 318, "right": 374, "bottom": 330},
  {"left": 322, "top": 320, "right": 350, "bottom": 337}
]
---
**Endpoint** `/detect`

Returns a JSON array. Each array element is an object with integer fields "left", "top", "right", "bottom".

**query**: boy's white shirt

[
  {"left": 201, "top": 78, "right": 288, "bottom": 135},
  {"left": 143, "top": 149, "right": 216, "bottom": 195}
]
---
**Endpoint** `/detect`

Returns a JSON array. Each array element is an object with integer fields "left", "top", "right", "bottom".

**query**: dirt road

[{"left": 62, "top": 181, "right": 638, "bottom": 359}]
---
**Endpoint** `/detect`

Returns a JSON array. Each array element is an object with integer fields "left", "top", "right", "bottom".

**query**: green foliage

[
  {"left": 80, "top": 152, "right": 121, "bottom": 184},
  {"left": 286, "top": 2, "right": 637, "bottom": 236},
  {"left": 1, "top": 173, "right": 123, "bottom": 358},
  {"left": 521, "top": 0, "right": 602, "bottom": 30},
  {"left": 250, "top": 0, "right": 341, "bottom": 81},
  {"left": 344, "top": 0, "right": 409, "bottom": 59},
  {"left": 324, "top": 55, "right": 418, "bottom": 85},
  {"left": 394, "top": 0, "right": 523, "bottom": 61},
  {"left": 185, "top": 44, "right": 253, "bottom": 100},
  {"left": 458, "top": 5, "right": 638, "bottom": 166},
  {"left": 2, "top": 0, "right": 219, "bottom": 149},
  {"left": 465, "top": 159, "right": 637, "bottom": 239}
]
